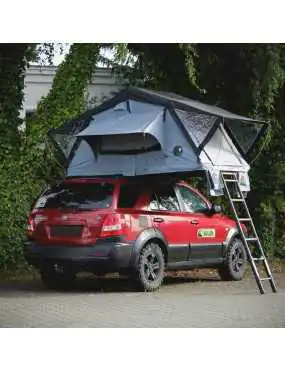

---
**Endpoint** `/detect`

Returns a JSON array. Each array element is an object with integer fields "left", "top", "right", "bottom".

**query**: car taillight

[
  {"left": 25, "top": 214, "right": 47, "bottom": 235},
  {"left": 25, "top": 216, "right": 35, "bottom": 235},
  {"left": 99, "top": 214, "right": 125, "bottom": 238}
]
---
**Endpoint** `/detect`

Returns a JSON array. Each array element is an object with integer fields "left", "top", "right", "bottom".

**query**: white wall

[{"left": 21, "top": 65, "right": 121, "bottom": 117}]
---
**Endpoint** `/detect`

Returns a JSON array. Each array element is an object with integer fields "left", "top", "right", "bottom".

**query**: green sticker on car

[{"left": 197, "top": 228, "right": 216, "bottom": 238}]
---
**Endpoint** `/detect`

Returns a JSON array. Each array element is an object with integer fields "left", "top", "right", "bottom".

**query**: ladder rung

[
  {"left": 253, "top": 257, "right": 265, "bottom": 261},
  {"left": 246, "top": 237, "right": 258, "bottom": 241},
  {"left": 222, "top": 173, "right": 277, "bottom": 294}
]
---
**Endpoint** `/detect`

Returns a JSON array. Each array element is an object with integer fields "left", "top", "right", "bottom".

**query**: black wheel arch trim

[
  {"left": 130, "top": 228, "right": 168, "bottom": 268},
  {"left": 223, "top": 228, "right": 243, "bottom": 256}
]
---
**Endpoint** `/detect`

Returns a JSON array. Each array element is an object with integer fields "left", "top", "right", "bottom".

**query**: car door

[
  {"left": 175, "top": 184, "right": 226, "bottom": 262},
  {"left": 147, "top": 183, "right": 190, "bottom": 263}
]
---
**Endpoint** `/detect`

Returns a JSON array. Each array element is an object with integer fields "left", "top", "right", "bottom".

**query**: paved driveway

[{"left": 0, "top": 272, "right": 284, "bottom": 327}]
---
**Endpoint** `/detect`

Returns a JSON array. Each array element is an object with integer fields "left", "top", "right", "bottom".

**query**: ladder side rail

[
  {"left": 232, "top": 174, "right": 277, "bottom": 292},
  {"left": 221, "top": 172, "right": 277, "bottom": 294},
  {"left": 221, "top": 173, "right": 266, "bottom": 294}
]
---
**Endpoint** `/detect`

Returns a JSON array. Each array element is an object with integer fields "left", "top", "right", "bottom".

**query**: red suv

[{"left": 24, "top": 177, "right": 247, "bottom": 291}]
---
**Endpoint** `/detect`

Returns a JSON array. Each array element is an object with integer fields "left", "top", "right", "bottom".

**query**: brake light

[
  {"left": 99, "top": 214, "right": 125, "bottom": 238},
  {"left": 26, "top": 216, "right": 35, "bottom": 235},
  {"left": 34, "top": 215, "right": 48, "bottom": 224},
  {"left": 25, "top": 214, "right": 47, "bottom": 235}
]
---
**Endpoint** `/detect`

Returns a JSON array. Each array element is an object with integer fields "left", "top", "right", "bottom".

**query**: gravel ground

[{"left": 0, "top": 271, "right": 284, "bottom": 328}]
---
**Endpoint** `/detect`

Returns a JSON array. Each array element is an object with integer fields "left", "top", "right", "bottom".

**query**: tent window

[
  {"left": 99, "top": 133, "right": 161, "bottom": 154},
  {"left": 175, "top": 109, "right": 217, "bottom": 147},
  {"left": 53, "top": 133, "right": 77, "bottom": 159},
  {"left": 225, "top": 120, "right": 263, "bottom": 155}
]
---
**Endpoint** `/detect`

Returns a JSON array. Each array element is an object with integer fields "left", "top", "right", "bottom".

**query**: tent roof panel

[
  {"left": 77, "top": 109, "right": 163, "bottom": 137},
  {"left": 48, "top": 87, "right": 268, "bottom": 165},
  {"left": 76, "top": 108, "right": 165, "bottom": 151},
  {"left": 139, "top": 89, "right": 265, "bottom": 123},
  {"left": 50, "top": 87, "right": 266, "bottom": 137}
]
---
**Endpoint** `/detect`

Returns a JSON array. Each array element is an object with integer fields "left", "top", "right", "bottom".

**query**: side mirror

[{"left": 211, "top": 204, "right": 223, "bottom": 214}]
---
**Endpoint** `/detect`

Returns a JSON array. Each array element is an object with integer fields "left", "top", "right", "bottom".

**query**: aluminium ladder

[{"left": 221, "top": 172, "right": 277, "bottom": 294}]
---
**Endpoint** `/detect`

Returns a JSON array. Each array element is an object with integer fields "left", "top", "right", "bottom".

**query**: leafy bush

[
  {"left": 0, "top": 43, "right": 100, "bottom": 273},
  {"left": 0, "top": 158, "right": 44, "bottom": 271}
]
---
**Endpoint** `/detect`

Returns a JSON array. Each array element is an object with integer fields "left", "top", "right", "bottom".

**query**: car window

[
  {"left": 177, "top": 185, "right": 209, "bottom": 213},
  {"left": 34, "top": 182, "right": 114, "bottom": 210},
  {"left": 118, "top": 184, "right": 141, "bottom": 208},
  {"left": 149, "top": 184, "right": 180, "bottom": 212}
]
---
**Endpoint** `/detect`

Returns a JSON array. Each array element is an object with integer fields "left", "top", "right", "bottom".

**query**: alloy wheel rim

[
  {"left": 231, "top": 246, "right": 245, "bottom": 272},
  {"left": 143, "top": 252, "right": 161, "bottom": 281}
]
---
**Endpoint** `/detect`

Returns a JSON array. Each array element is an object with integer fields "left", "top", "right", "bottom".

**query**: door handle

[
  {"left": 153, "top": 217, "right": 164, "bottom": 223},
  {"left": 191, "top": 220, "right": 199, "bottom": 225}
]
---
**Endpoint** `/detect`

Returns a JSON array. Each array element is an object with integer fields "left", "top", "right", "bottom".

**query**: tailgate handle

[
  {"left": 153, "top": 217, "right": 164, "bottom": 223},
  {"left": 191, "top": 219, "right": 199, "bottom": 225}
]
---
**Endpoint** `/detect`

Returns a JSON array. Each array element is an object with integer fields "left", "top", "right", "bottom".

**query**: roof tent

[{"left": 48, "top": 87, "right": 268, "bottom": 195}]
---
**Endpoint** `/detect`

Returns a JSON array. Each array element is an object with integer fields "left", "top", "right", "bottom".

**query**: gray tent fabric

[
  {"left": 48, "top": 87, "right": 268, "bottom": 195},
  {"left": 49, "top": 87, "right": 267, "bottom": 157},
  {"left": 77, "top": 101, "right": 164, "bottom": 148},
  {"left": 143, "top": 89, "right": 263, "bottom": 123},
  {"left": 68, "top": 106, "right": 201, "bottom": 177}
]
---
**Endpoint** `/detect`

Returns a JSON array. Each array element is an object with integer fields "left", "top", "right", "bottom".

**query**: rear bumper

[{"left": 24, "top": 237, "right": 133, "bottom": 272}]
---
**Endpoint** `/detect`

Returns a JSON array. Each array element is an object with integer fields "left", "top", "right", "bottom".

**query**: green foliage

[
  {"left": 0, "top": 44, "right": 35, "bottom": 158},
  {"left": 0, "top": 43, "right": 100, "bottom": 272},
  {"left": 0, "top": 44, "right": 37, "bottom": 271},
  {"left": 25, "top": 43, "right": 100, "bottom": 180},
  {"left": 85, "top": 90, "right": 118, "bottom": 110},
  {"left": 0, "top": 159, "right": 43, "bottom": 271},
  {"left": 27, "top": 44, "right": 100, "bottom": 144},
  {"left": 178, "top": 44, "right": 200, "bottom": 92},
  {"left": 125, "top": 44, "right": 201, "bottom": 97}
]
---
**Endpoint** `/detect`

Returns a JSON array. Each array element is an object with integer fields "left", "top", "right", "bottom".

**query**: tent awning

[
  {"left": 76, "top": 106, "right": 165, "bottom": 153},
  {"left": 77, "top": 109, "right": 162, "bottom": 137}
]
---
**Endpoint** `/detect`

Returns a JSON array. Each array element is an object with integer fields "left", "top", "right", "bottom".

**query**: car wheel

[
  {"left": 218, "top": 238, "right": 247, "bottom": 281},
  {"left": 136, "top": 242, "right": 165, "bottom": 291},
  {"left": 41, "top": 265, "right": 76, "bottom": 290}
]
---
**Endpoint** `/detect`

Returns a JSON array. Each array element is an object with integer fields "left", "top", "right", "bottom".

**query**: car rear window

[{"left": 34, "top": 182, "right": 114, "bottom": 210}]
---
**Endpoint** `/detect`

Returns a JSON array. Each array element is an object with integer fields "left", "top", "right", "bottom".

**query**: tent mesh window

[
  {"left": 49, "top": 117, "right": 91, "bottom": 160},
  {"left": 86, "top": 133, "right": 161, "bottom": 155},
  {"left": 225, "top": 120, "right": 263, "bottom": 155},
  {"left": 175, "top": 110, "right": 217, "bottom": 147},
  {"left": 52, "top": 133, "right": 77, "bottom": 159}
]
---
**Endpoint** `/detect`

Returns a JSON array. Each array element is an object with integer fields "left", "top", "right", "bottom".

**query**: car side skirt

[{"left": 166, "top": 257, "right": 224, "bottom": 270}]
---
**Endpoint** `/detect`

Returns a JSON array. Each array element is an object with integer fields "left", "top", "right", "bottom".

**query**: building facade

[{"left": 22, "top": 65, "right": 121, "bottom": 118}]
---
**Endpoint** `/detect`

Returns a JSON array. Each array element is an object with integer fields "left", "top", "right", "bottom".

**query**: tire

[
  {"left": 136, "top": 242, "right": 165, "bottom": 292},
  {"left": 41, "top": 265, "right": 76, "bottom": 290},
  {"left": 218, "top": 238, "right": 247, "bottom": 281}
]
